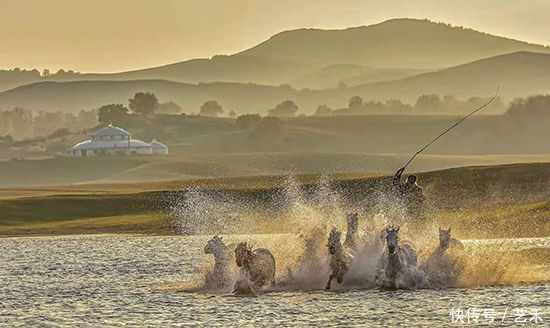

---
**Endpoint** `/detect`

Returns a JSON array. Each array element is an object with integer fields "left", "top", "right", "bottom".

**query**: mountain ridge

[
  {"left": 1, "top": 51, "right": 549, "bottom": 114},
  {"left": 2, "top": 18, "right": 550, "bottom": 92}
]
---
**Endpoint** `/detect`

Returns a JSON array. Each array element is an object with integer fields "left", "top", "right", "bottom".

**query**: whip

[{"left": 400, "top": 86, "right": 500, "bottom": 171}]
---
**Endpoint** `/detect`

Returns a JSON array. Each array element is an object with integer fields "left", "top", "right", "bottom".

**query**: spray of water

[{"left": 166, "top": 174, "right": 549, "bottom": 293}]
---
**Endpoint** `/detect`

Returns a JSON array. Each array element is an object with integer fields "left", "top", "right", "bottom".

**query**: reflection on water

[{"left": 1, "top": 234, "right": 548, "bottom": 327}]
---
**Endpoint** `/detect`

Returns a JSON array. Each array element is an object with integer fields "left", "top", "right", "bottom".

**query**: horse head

[
  {"left": 327, "top": 228, "right": 342, "bottom": 255},
  {"left": 346, "top": 213, "right": 358, "bottom": 234},
  {"left": 204, "top": 235, "right": 225, "bottom": 255},
  {"left": 235, "top": 241, "right": 252, "bottom": 267},
  {"left": 439, "top": 227, "right": 451, "bottom": 249},
  {"left": 385, "top": 226, "right": 400, "bottom": 254}
]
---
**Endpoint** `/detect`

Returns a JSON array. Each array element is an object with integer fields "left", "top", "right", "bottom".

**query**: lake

[{"left": 1, "top": 234, "right": 548, "bottom": 327}]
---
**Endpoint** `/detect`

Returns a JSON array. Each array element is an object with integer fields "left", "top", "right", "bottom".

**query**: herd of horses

[{"left": 203, "top": 213, "right": 465, "bottom": 295}]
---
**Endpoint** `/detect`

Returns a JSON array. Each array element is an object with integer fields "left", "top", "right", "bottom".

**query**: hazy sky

[{"left": 2, "top": 0, "right": 549, "bottom": 73}]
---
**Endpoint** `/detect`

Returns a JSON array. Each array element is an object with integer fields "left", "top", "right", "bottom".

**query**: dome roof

[
  {"left": 68, "top": 139, "right": 151, "bottom": 151},
  {"left": 150, "top": 139, "right": 167, "bottom": 148},
  {"left": 91, "top": 125, "right": 130, "bottom": 137}
]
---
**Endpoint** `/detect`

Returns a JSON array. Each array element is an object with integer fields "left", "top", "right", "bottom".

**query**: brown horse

[{"left": 234, "top": 242, "right": 276, "bottom": 288}]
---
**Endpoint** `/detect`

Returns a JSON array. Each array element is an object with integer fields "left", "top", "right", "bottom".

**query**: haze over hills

[
  {"left": 239, "top": 18, "right": 550, "bottom": 68},
  {"left": 336, "top": 51, "right": 550, "bottom": 103},
  {"left": 100, "top": 18, "right": 549, "bottom": 86},
  {"left": 1, "top": 51, "right": 549, "bottom": 114},
  {"left": 1, "top": 18, "right": 550, "bottom": 93}
]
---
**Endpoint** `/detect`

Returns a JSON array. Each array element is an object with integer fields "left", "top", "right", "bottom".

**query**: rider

[{"left": 393, "top": 167, "right": 425, "bottom": 220}]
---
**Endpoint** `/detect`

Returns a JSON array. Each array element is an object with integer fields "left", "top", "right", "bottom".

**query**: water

[{"left": 1, "top": 234, "right": 548, "bottom": 327}]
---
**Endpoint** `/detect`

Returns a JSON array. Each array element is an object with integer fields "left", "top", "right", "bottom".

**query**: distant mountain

[
  {"left": 0, "top": 80, "right": 305, "bottom": 114},
  {"left": 334, "top": 51, "right": 550, "bottom": 103},
  {"left": 291, "top": 64, "right": 428, "bottom": 89},
  {"left": 1, "top": 51, "right": 549, "bottom": 114},
  {"left": 2, "top": 18, "right": 549, "bottom": 92},
  {"left": 241, "top": 18, "right": 550, "bottom": 70},
  {"left": 76, "top": 18, "right": 550, "bottom": 83}
]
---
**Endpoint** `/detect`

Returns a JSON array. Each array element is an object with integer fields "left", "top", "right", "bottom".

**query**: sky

[{"left": 1, "top": 0, "right": 549, "bottom": 73}]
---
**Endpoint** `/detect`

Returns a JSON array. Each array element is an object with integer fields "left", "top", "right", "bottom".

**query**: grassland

[
  {"left": 3, "top": 151, "right": 550, "bottom": 188},
  {"left": 0, "top": 162, "right": 549, "bottom": 237}
]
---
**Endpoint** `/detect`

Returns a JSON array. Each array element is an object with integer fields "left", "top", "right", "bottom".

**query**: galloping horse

[
  {"left": 234, "top": 242, "right": 276, "bottom": 288},
  {"left": 203, "top": 235, "right": 234, "bottom": 289},
  {"left": 343, "top": 212, "right": 360, "bottom": 252},
  {"left": 438, "top": 227, "right": 464, "bottom": 250},
  {"left": 420, "top": 227, "right": 465, "bottom": 287},
  {"left": 325, "top": 229, "right": 353, "bottom": 290},
  {"left": 375, "top": 226, "right": 425, "bottom": 289}
]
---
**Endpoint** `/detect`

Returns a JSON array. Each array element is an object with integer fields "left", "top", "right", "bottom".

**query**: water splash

[{"left": 166, "top": 174, "right": 549, "bottom": 293}]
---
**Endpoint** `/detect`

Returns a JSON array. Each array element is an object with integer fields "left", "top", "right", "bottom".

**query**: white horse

[
  {"left": 203, "top": 235, "right": 235, "bottom": 290},
  {"left": 375, "top": 226, "right": 427, "bottom": 289},
  {"left": 325, "top": 229, "right": 353, "bottom": 290},
  {"left": 420, "top": 227, "right": 465, "bottom": 287}
]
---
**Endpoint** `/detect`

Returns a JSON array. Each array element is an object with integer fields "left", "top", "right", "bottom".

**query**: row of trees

[
  {"left": 98, "top": 92, "right": 232, "bottom": 123},
  {"left": 98, "top": 92, "right": 172, "bottom": 123},
  {"left": 0, "top": 108, "right": 97, "bottom": 141},
  {"left": 312, "top": 94, "right": 507, "bottom": 116}
]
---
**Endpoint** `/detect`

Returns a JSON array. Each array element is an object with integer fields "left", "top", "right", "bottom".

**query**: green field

[
  {"left": 3, "top": 151, "right": 550, "bottom": 188},
  {"left": 1, "top": 162, "right": 549, "bottom": 238}
]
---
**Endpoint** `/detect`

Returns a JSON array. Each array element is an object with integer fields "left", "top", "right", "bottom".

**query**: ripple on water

[{"left": 0, "top": 234, "right": 548, "bottom": 327}]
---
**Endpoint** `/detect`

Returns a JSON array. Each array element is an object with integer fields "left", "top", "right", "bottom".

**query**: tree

[
  {"left": 228, "top": 110, "right": 237, "bottom": 118},
  {"left": 253, "top": 117, "right": 282, "bottom": 138},
  {"left": 48, "top": 128, "right": 71, "bottom": 139},
  {"left": 267, "top": 100, "right": 298, "bottom": 117},
  {"left": 348, "top": 96, "right": 363, "bottom": 109},
  {"left": 158, "top": 100, "right": 183, "bottom": 114},
  {"left": 42, "top": 69, "right": 51, "bottom": 77},
  {"left": 98, "top": 104, "right": 129, "bottom": 124},
  {"left": 236, "top": 114, "right": 262, "bottom": 131},
  {"left": 414, "top": 94, "right": 444, "bottom": 112},
  {"left": 505, "top": 95, "right": 550, "bottom": 118},
  {"left": 200, "top": 100, "right": 223, "bottom": 117},
  {"left": 129, "top": 92, "right": 159, "bottom": 116},
  {"left": 315, "top": 104, "right": 333, "bottom": 116}
]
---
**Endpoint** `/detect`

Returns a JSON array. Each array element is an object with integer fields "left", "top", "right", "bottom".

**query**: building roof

[
  {"left": 67, "top": 139, "right": 151, "bottom": 151},
  {"left": 91, "top": 125, "right": 130, "bottom": 137},
  {"left": 150, "top": 139, "right": 167, "bottom": 148}
]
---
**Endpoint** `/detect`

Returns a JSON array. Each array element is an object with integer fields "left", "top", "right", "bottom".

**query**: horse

[
  {"left": 375, "top": 226, "right": 426, "bottom": 289},
  {"left": 325, "top": 228, "right": 353, "bottom": 290},
  {"left": 203, "top": 235, "right": 235, "bottom": 289},
  {"left": 420, "top": 227, "right": 465, "bottom": 287},
  {"left": 234, "top": 242, "right": 276, "bottom": 289},
  {"left": 438, "top": 227, "right": 464, "bottom": 250},
  {"left": 343, "top": 212, "right": 360, "bottom": 252}
]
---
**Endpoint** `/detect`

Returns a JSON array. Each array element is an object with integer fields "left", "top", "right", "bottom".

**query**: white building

[{"left": 60, "top": 124, "right": 168, "bottom": 157}]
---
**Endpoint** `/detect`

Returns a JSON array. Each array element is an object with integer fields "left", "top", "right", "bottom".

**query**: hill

[
  {"left": 290, "top": 64, "right": 428, "bottom": 89},
  {"left": 86, "top": 19, "right": 550, "bottom": 84},
  {"left": 2, "top": 18, "right": 550, "bottom": 92},
  {"left": 0, "top": 80, "right": 303, "bottom": 114},
  {"left": 1, "top": 51, "right": 549, "bottom": 113},
  {"left": 338, "top": 51, "right": 550, "bottom": 102}
]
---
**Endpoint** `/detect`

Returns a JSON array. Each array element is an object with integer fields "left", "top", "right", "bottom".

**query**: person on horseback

[{"left": 393, "top": 167, "right": 425, "bottom": 220}]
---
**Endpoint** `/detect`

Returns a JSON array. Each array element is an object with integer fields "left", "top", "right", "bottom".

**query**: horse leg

[
  {"left": 325, "top": 273, "right": 336, "bottom": 290},
  {"left": 337, "top": 271, "right": 344, "bottom": 284}
]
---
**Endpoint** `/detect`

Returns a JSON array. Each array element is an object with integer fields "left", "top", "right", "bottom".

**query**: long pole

[{"left": 401, "top": 86, "right": 500, "bottom": 171}]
